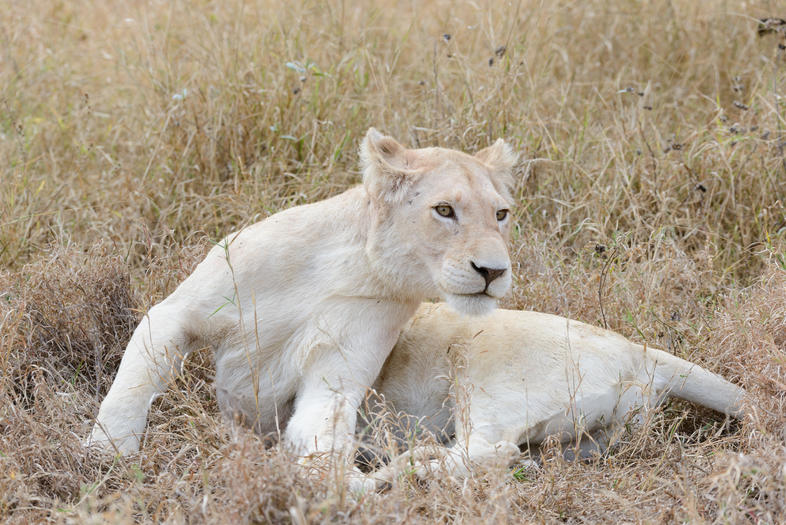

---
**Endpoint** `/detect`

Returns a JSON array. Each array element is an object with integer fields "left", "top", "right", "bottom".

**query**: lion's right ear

[{"left": 360, "top": 128, "right": 418, "bottom": 203}]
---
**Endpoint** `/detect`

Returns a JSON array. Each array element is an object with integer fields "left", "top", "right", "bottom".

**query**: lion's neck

[{"left": 364, "top": 212, "right": 433, "bottom": 304}]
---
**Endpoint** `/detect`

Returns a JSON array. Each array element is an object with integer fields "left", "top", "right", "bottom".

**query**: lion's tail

[{"left": 647, "top": 347, "right": 747, "bottom": 418}]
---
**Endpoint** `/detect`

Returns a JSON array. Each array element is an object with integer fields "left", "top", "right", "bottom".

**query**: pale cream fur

[
  {"left": 86, "top": 129, "right": 518, "bottom": 473},
  {"left": 363, "top": 303, "right": 747, "bottom": 486}
]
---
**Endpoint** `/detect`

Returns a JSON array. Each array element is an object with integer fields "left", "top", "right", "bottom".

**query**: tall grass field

[{"left": 2, "top": 0, "right": 785, "bottom": 522}]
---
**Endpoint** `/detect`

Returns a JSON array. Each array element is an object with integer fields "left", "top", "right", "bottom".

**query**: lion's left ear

[
  {"left": 474, "top": 139, "right": 518, "bottom": 199},
  {"left": 360, "top": 128, "right": 420, "bottom": 203}
]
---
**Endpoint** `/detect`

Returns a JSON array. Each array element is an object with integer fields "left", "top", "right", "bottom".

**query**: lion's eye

[
  {"left": 496, "top": 209, "right": 509, "bottom": 221},
  {"left": 434, "top": 204, "right": 455, "bottom": 218}
]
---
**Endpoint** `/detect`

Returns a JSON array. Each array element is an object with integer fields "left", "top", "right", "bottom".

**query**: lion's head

[{"left": 361, "top": 128, "right": 516, "bottom": 316}]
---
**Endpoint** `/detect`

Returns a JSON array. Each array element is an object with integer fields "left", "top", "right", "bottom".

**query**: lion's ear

[
  {"left": 474, "top": 139, "right": 518, "bottom": 199},
  {"left": 360, "top": 128, "right": 417, "bottom": 202}
]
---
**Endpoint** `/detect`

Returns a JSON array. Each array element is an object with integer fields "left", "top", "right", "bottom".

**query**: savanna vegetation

[{"left": 1, "top": 0, "right": 785, "bottom": 522}]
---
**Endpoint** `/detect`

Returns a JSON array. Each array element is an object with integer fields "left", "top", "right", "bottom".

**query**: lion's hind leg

[
  {"left": 87, "top": 299, "right": 197, "bottom": 454},
  {"left": 366, "top": 434, "right": 521, "bottom": 488}
]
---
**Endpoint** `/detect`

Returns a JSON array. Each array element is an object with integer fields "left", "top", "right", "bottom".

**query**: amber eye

[
  {"left": 434, "top": 204, "right": 455, "bottom": 218},
  {"left": 496, "top": 209, "right": 509, "bottom": 221}
]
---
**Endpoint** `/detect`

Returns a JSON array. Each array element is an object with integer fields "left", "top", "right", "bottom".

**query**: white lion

[
  {"left": 87, "top": 129, "right": 517, "bottom": 466},
  {"left": 362, "top": 303, "right": 747, "bottom": 485}
]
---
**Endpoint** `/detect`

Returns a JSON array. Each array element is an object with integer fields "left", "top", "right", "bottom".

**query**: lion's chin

[{"left": 444, "top": 293, "right": 498, "bottom": 317}]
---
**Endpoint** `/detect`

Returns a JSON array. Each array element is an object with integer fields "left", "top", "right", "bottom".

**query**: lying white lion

[
  {"left": 87, "top": 129, "right": 518, "bottom": 469},
  {"left": 360, "top": 302, "right": 747, "bottom": 485}
]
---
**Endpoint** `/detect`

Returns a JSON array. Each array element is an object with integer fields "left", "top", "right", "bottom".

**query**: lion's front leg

[
  {"left": 284, "top": 350, "right": 378, "bottom": 458},
  {"left": 286, "top": 358, "right": 385, "bottom": 495},
  {"left": 282, "top": 320, "right": 405, "bottom": 495},
  {"left": 284, "top": 301, "right": 415, "bottom": 460}
]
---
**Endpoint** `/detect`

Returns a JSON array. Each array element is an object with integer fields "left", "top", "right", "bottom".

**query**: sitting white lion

[
  {"left": 87, "top": 129, "right": 518, "bottom": 466},
  {"left": 361, "top": 303, "right": 747, "bottom": 485}
]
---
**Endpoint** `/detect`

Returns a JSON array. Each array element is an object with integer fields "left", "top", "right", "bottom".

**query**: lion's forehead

[{"left": 419, "top": 163, "right": 504, "bottom": 207}]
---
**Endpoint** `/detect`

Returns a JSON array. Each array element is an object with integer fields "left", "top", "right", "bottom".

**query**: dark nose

[{"left": 471, "top": 262, "right": 507, "bottom": 289}]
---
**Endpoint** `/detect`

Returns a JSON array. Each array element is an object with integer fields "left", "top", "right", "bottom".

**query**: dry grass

[{"left": 2, "top": 0, "right": 786, "bottom": 522}]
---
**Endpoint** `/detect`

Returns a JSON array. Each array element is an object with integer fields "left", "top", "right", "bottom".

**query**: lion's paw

[{"left": 83, "top": 425, "right": 140, "bottom": 455}]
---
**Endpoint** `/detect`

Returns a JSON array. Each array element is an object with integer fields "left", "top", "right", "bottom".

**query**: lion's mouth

[{"left": 456, "top": 291, "right": 496, "bottom": 299}]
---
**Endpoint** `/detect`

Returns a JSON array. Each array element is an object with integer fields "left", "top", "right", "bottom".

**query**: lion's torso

[
  {"left": 373, "top": 303, "right": 655, "bottom": 445},
  {"left": 165, "top": 187, "right": 415, "bottom": 432},
  {"left": 373, "top": 303, "right": 744, "bottom": 451}
]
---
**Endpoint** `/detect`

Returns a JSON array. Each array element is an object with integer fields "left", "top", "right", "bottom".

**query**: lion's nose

[{"left": 470, "top": 262, "right": 507, "bottom": 289}]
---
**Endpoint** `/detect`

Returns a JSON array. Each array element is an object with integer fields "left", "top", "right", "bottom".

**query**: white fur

[
  {"left": 365, "top": 303, "right": 747, "bottom": 486},
  {"left": 86, "top": 129, "right": 516, "bottom": 462}
]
